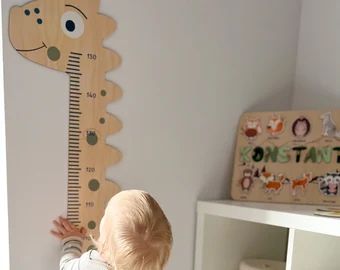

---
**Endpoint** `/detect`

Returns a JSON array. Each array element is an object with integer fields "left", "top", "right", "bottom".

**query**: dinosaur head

[{"left": 9, "top": 0, "right": 116, "bottom": 72}]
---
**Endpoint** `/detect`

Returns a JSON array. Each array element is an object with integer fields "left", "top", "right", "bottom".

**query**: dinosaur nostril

[{"left": 24, "top": 9, "right": 30, "bottom": 16}]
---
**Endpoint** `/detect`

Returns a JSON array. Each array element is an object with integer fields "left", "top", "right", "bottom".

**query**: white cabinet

[{"left": 194, "top": 200, "right": 340, "bottom": 270}]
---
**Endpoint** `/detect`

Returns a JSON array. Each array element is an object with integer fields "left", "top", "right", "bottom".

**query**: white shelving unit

[{"left": 195, "top": 200, "right": 340, "bottom": 270}]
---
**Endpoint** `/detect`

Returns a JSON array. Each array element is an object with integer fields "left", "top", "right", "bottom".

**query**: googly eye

[{"left": 61, "top": 11, "right": 84, "bottom": 39}]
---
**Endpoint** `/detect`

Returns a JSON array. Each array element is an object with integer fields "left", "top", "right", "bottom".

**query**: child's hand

[{"left": 50, "top": 216, "right": 87, "bottom": 240}]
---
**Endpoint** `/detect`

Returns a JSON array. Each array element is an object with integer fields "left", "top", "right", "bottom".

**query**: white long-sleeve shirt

[{"left": 60, "top": 236, "right": 111, "bottom": 270}]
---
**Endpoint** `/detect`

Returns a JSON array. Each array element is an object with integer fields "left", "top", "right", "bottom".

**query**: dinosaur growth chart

[
  {"left": 231, "top": 110, "right": 340, "bottom": 205},
  {"left": 9, "top": 0, "right": 122, "bottom": 250}
]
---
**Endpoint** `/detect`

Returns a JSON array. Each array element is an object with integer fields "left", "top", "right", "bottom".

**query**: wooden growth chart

[
  {"left": 9, "top": 0, "right": 122, "bottom": 250},
  {"left": 232, "top": 110, "right": 340, "bottom": 205}
]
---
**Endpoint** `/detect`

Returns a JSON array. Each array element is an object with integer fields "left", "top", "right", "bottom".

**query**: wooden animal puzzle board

[
  {"left": 9, "top": 0, "right": 122, "bottom": 251},
  {"left": 231, "top": 110, "right": 340, "bottom": 205}
]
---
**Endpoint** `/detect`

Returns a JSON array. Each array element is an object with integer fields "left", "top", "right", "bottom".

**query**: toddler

[{"left": 51, "top": 190, "right": 173, "bottom": 270}]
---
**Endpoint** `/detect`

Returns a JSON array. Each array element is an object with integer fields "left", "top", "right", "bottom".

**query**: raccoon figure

[{"left": 319, "top": 171, "right": 340, "bottom": 196}]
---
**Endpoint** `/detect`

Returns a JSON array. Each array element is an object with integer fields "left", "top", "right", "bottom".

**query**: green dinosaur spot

[
  {"left": 99, "top": 117, "right": 105, "bottom": 124},
  {"left": 88, "top": 179, "right": 100, "bottom": 191},
  {"left": 88, "top": 221, "right": 96, "bottom": 230},
  {"left": 47, "top": 47, "right": 60, "bottom": 61},
  {"left": 87, "top": 132, "right": 98, "bottom": 145}
]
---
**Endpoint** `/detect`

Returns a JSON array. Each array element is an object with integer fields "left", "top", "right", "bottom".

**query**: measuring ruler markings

[
  {"left": 66, "top": 51, "right": 122, "bottom": 250},
  {"left": 67, "top": 52, "right": 82, "bottom": 227}
]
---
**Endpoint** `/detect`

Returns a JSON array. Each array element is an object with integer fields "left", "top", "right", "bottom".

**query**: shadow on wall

[
  {"left": 197, "top": 147, "right": 235, "bottom": 202},
  {"left": 293, "top": 78, "right": 340, "bottom": 110},
  {"left": 247, "top": 84, "right": 294, "bottom": 112},
  {"left": 197, "top": 84, "right": 294, "bottom": 201}
]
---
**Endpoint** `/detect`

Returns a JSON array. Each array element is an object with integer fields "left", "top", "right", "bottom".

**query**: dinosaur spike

[
  {"left": 103, "top": 113, "right": 123, "bottom": 134},
  {"left": 87, "top": 0, "right": 101, "bottom": 9},
  {"left": 101, "top": 80, "right": 122, "bottom": 103},
  {"left": 104, "top": 145, "right": 122, "bottom": 166},
  {"left": 104, "top": 178, "right": 121, "bottom": 194},
  {"left": 98, "top": 14, "right": 117, "bottom": 37},
  {"left": 101, "top": 48, "right": 121, "bottom": 71}
]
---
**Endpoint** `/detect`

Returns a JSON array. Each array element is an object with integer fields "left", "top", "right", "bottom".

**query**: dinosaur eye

[{"left": 61, "top": 11, "right": 84, "bottom": 39}]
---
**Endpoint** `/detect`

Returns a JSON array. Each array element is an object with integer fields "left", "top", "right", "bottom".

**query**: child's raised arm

[{"left": 51, "top": 217, "right": 87, "bottom": 270}]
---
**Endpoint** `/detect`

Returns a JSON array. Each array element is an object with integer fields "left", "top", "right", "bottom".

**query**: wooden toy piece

[
  {"left": 9, "top": 0, "right": 122, "bottom": 250},
  {"left": 231, "top": 110, "right": 340, "bottom": 206}
]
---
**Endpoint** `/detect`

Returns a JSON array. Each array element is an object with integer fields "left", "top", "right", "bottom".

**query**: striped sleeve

[{"left": 59, "top": 236, "right": 83, "bottom": 270}]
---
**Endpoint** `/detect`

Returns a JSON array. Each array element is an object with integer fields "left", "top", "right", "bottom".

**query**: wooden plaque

[
  {"left": 9, "top": 0, "right": 122, "bottom": 250},
  {"left": 231, "top": 110, "right": 340, "bottom": 205}
]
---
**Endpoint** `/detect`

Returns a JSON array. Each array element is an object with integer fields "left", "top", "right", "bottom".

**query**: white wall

[
  {"left": 0, "top": 0, "right": 10, "bottom": 268},
  {"left": 3, "top": 1, "right": 301, "bottom": 269},
  {"left": 293, "top": 0, "right": 339, "bottom": 109}
]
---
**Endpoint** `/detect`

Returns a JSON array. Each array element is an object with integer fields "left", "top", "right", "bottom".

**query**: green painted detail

[
  {"left": 88, "top": 221, "right": 96, "bottom": 230},
  {"left": 264, "top": 146, "right": 278, "bottom": 163},
  {"left": 87, "top": 132, "right": 98, "bottom": 145},
  {"left": 101, "top": 90, "right": 107, "bottom": 96},
  {"left": 47, "top": 47, "right": 60, "bottom": 61},
  {"left": 87, "top": 245, "right": 97, "bottom": 251},
  {"left": 88, "top": 179, "right": 100, "bottom": 191},
  {"left": 240, "top": 147, "right": 252, "bottom": 163},
  {"left": 304, "top": 147, "right": 317, "bottom": 163},
  {"left": 278, "top": 146, "right": 290, "bottom": 163},
  {"left": 99, "top": 117, "right": 106, "bottom": 124},
  {"left": 318, "top": 147, "right": 332, "bottom": 164}
]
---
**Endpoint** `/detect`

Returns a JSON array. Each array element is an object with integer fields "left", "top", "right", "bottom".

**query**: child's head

[{"left": 95, "top": 190, "right": 173, "bottom": 270}]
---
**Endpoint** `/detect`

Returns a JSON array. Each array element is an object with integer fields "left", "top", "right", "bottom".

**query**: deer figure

[
  {"left": 291, "top": 173, "right": 312, "bottom": 196},
  {"left": 9, "top": 0, "right": 122, "bottom": 250}
]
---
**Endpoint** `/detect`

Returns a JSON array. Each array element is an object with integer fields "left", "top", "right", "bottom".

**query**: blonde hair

[{"left": 95, "top": 190, "right": 173, "bottom": 270}]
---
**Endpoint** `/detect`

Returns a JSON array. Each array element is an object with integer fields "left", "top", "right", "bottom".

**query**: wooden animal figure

[
  {"left": 321, "top": 112, "right": 340, "bottom": 138},
  {"left": 240, "top": 168, "right": 255, "bottom": 192},
  {"left": 258, "top": 167, "right": 288, "bottom": 194},
  {"left": 258, "top": 166, "right": 274, "bottom": 184},
  {"left": 9, "top": 0, "right": 122, "bottom": 250},
  {"left": 264, "top": 174, "right": 288, "bottom": 194},
  {"left": 266, "top": 114, "right": 284, "bottom": 136},
  {"left": 318, "top": 171, "right": 340, "bottom": 196},
  {"left": 242, "top": 118, "right": 262, "bottom": 140},
  {"left": 291, "top": 173, "right": 312, "bottom": 196},
  {"left": 292, "top": 116, "right": 311, "bottom": 138}
]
